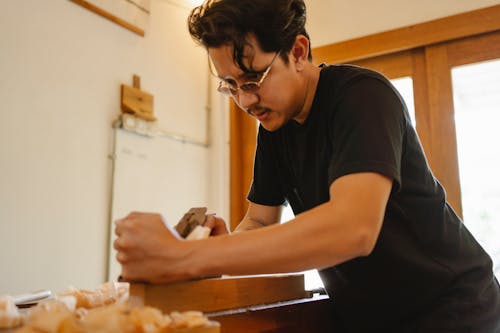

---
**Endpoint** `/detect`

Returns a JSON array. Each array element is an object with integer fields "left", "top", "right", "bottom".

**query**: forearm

[
  {"left": 182, "top": 200, "right": 379, "bottom": 278},
  {"left": 233, "top": 203, "right": 282, "bottom": 232},
  {"left": 233, "top": 216, "right": 268, "bottom": 232},
  {"left": 118, "top": 173, "right": 390, "bottom": 283}
]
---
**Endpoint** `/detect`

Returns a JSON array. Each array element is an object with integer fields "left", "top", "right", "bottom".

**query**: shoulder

[
  {"left": 314, "top": 65, "right": 404, "bottom": 121},
  {"left": 318, "top": 65, "right": 404, "bottom": 112},
  {"left": 318, "top": 65, "right": 407, "bottom": 140},
  {"left": 319, "top": 64, "right": 392, "bottom": 92}
]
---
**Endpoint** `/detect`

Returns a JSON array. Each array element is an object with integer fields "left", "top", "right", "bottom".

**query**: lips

[{"left": 250, "top": 109, "right": 270, "bottom": 121}]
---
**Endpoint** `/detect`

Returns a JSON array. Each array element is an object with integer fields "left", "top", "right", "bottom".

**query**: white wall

[{"left": 0, "top": 0, "right": 228, "bottom": 295}]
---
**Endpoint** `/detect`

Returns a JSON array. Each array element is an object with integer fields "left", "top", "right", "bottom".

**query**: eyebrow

[
  {"left": 210, "top": 53, "right": 268, "bottom": 81},
  {"left": 220, "top": 69, "right": 265, "bottom": 82}
]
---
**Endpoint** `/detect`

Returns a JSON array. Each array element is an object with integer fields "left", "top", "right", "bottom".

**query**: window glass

[
  {"left": 391, "top": 77, "right": 416, "bottom": 127},
  {"left": 452, "top": 59, "right": 500, "bottom": 278},
  {"left": 281, "top": 204, "right": 324, "bottom": 290}
]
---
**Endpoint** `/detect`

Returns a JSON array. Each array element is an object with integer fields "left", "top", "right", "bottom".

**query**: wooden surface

[
  {"left": 313, "top": 4, "right": 500, "bottom": 64},
  {"left": 423, "top": 45, "right": 463, "bottom": 215},
  {"left": 349, "top": 50, "right": 413, "bottom": 79},
  {"left": 129, "top": 274, "right": 310, "bottom": 314},
  {"left": 229, "top": 101, "right": 258, "bottom": 230},
  {"left": 3, "top": 298, "right": 338, "bottom": 333},
  {"left": 174, "top": 323, "right": 220, "bottom": 333},
  {"left": 447, "top": 30, "right": 500, "bottom": 67},
  {"left": 120, "top": 84, "right": 155, "bottom": 121},
  {"left": 411, "top": 48, "right": 432, "bottom": 167},
  {"left": 208, "top": 295, "right": 335, "bottom": 333},
  {"left": 2, "top": 276, "right": 328, "bottom": 333},
  {"left": 69, "top": 0, "right": 145, "bottom": 36}
]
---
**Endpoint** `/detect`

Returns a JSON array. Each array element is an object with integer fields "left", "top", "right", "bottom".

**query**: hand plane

[{"left": 174, "top": 207, "right": 212, "bottom": 240}]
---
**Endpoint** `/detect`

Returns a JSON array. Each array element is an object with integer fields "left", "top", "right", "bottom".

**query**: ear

[{"left": 290, "top": 35, "right": 310, "bottom": 71}]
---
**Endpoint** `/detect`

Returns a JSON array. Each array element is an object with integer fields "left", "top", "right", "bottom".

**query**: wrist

[
  {"left": 183, "top": 237, "right": 223, "bottom": 280},
  {"left": 176, "top": 239, "right": 210, "bottom": 280}
]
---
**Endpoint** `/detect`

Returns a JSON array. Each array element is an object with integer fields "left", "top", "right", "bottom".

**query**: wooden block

[
  {"left": 120, "top": 84, "right": 155, "bottom": 121},
  {"left": 129, "top": 274, "right": 310, "bottom": 314},
  {"left": 133, "top": 74, "right": 141, "bottom": 89}
]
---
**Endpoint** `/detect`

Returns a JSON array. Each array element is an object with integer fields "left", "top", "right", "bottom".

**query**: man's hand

[
  {"left": 203, "top": 215, "right": 229, "bottom": 236},
  {"left": 114, "top": 212, "right": 192, "bottom": 283}
]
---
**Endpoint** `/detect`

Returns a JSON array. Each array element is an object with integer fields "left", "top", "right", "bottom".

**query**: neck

[{"left": 293, "top": 64, "right": 321, "bottom": 124}]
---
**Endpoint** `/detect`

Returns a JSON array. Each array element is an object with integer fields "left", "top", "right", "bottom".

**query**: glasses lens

[
  {"left": 240, "top": 82, "right": 260, "bottom": 93},
  {"left": 218, "top": 81, "right": 236, "bottom": 96},
  {"left": 217, "top": 80, "right": 260, "bottom": 96}
]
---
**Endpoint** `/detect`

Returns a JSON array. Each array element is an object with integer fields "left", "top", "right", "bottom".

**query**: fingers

[
  {"left": 203, "top": 214, "right": 216, "bottom": 229},
  {"left": 114, "top": 235, "right": 137, "bottom": 264},
  {"left": 204, "top": 214, "right": 229, "bottom": 236},
  {"left": 115, "top": 250, "right": 128, "bottom": 264},
  {"left": 114, "top": 211, "right": 197, "bottom": 284},
  {"left": 114, "top": 215, "right": 140, "bottom": 263},
  {"left": 114, "top": 216, "right": 135, "bottom": 236},
  {"left": 114, "top": 214, "right": 143, "bottom": 238},
  {"left": 114, "top": 218, "right": 124, "bottom": 236},
  {"left": 113, "top": 211, "right": 177, "bottom": 283},
  {"left": 113, "top": 236, "right": 130, "bottom": 252}
]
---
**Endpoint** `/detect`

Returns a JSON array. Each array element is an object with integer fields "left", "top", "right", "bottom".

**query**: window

[
  {"left": 280, "top": 205, "right": 325, "bottom": 290},
  {"left": 391, "top": 77, "right": 416, "bottom": 127},
  {"left": 452, "top": 59, "right": 500, "bottom": 278}
]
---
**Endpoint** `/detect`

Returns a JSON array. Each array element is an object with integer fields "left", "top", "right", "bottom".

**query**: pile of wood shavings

[{"left": 1, "top": 282, "right": 217, "bottom": 333}]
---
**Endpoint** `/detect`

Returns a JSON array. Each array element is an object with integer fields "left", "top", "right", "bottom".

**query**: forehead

[
  {"left": 208, "top": 39, "right": 269, "bottom": 78},
  {"left": 208, "top": 45, "right": 238, "bottom": 76}
]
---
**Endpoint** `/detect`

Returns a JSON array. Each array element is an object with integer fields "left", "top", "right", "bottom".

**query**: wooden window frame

[
  {"left": 229, "top": 101, "right": 257, "bottom": 230},
  {"left": 313, "top": 5, "right": 500, "bottom": 64},
  {"left": 230, "top": 5, "right": 500, "bottom": 224}
]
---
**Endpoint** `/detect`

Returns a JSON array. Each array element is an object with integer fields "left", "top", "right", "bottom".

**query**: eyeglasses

[{"left": 216, "top": 52, "right": 280, "bottom": 97}]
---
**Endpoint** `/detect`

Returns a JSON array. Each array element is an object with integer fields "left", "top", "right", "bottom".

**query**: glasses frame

[{"left": 215, "top": 51, "right": 281, "bottom": 97}]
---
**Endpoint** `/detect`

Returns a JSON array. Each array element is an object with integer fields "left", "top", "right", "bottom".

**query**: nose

[{"left": 234, "top": 90, "right": 259, "bottom": 111}]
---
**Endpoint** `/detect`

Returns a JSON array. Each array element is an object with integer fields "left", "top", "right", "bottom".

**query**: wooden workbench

[{"left": 129, "top": 274, "right": 336, "bottom": 332}]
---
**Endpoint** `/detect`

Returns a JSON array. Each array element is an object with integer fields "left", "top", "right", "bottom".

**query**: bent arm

[{"left": 175, "top": 172, "right": 392, "bottom": 279}]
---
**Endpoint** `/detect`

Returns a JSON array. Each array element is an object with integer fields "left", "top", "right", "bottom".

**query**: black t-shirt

[{"left": 248, "top": 65, "right": 500, "bottom": 332}]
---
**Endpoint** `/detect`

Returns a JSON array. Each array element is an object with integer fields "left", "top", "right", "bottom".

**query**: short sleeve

[
  {"left": 247, "top": 127, "right": 287, "bottom": 206},
  {"left": 328, "top": 77, "right": 405, "bottom": 190}
]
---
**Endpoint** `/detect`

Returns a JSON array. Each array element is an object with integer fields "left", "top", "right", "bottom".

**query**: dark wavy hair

[{"left": 188, "top": 0, "right": 312, "bottom": 72}]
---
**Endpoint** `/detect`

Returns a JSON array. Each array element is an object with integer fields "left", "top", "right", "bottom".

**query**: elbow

[
  {"left": 355, "top": 223, "right": 381, "bottom": 257},
  {"left": 358, "top": 236, "right": 376, "bottom": 257}
]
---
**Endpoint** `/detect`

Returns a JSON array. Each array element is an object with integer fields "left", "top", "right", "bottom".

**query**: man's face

[{"left": 208, "top": 37, "right": 308, "bottom": 132}]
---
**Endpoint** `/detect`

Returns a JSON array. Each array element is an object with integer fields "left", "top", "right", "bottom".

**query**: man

[{"left": 114, "top": 0, "right": 500, "bottom": 331}]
